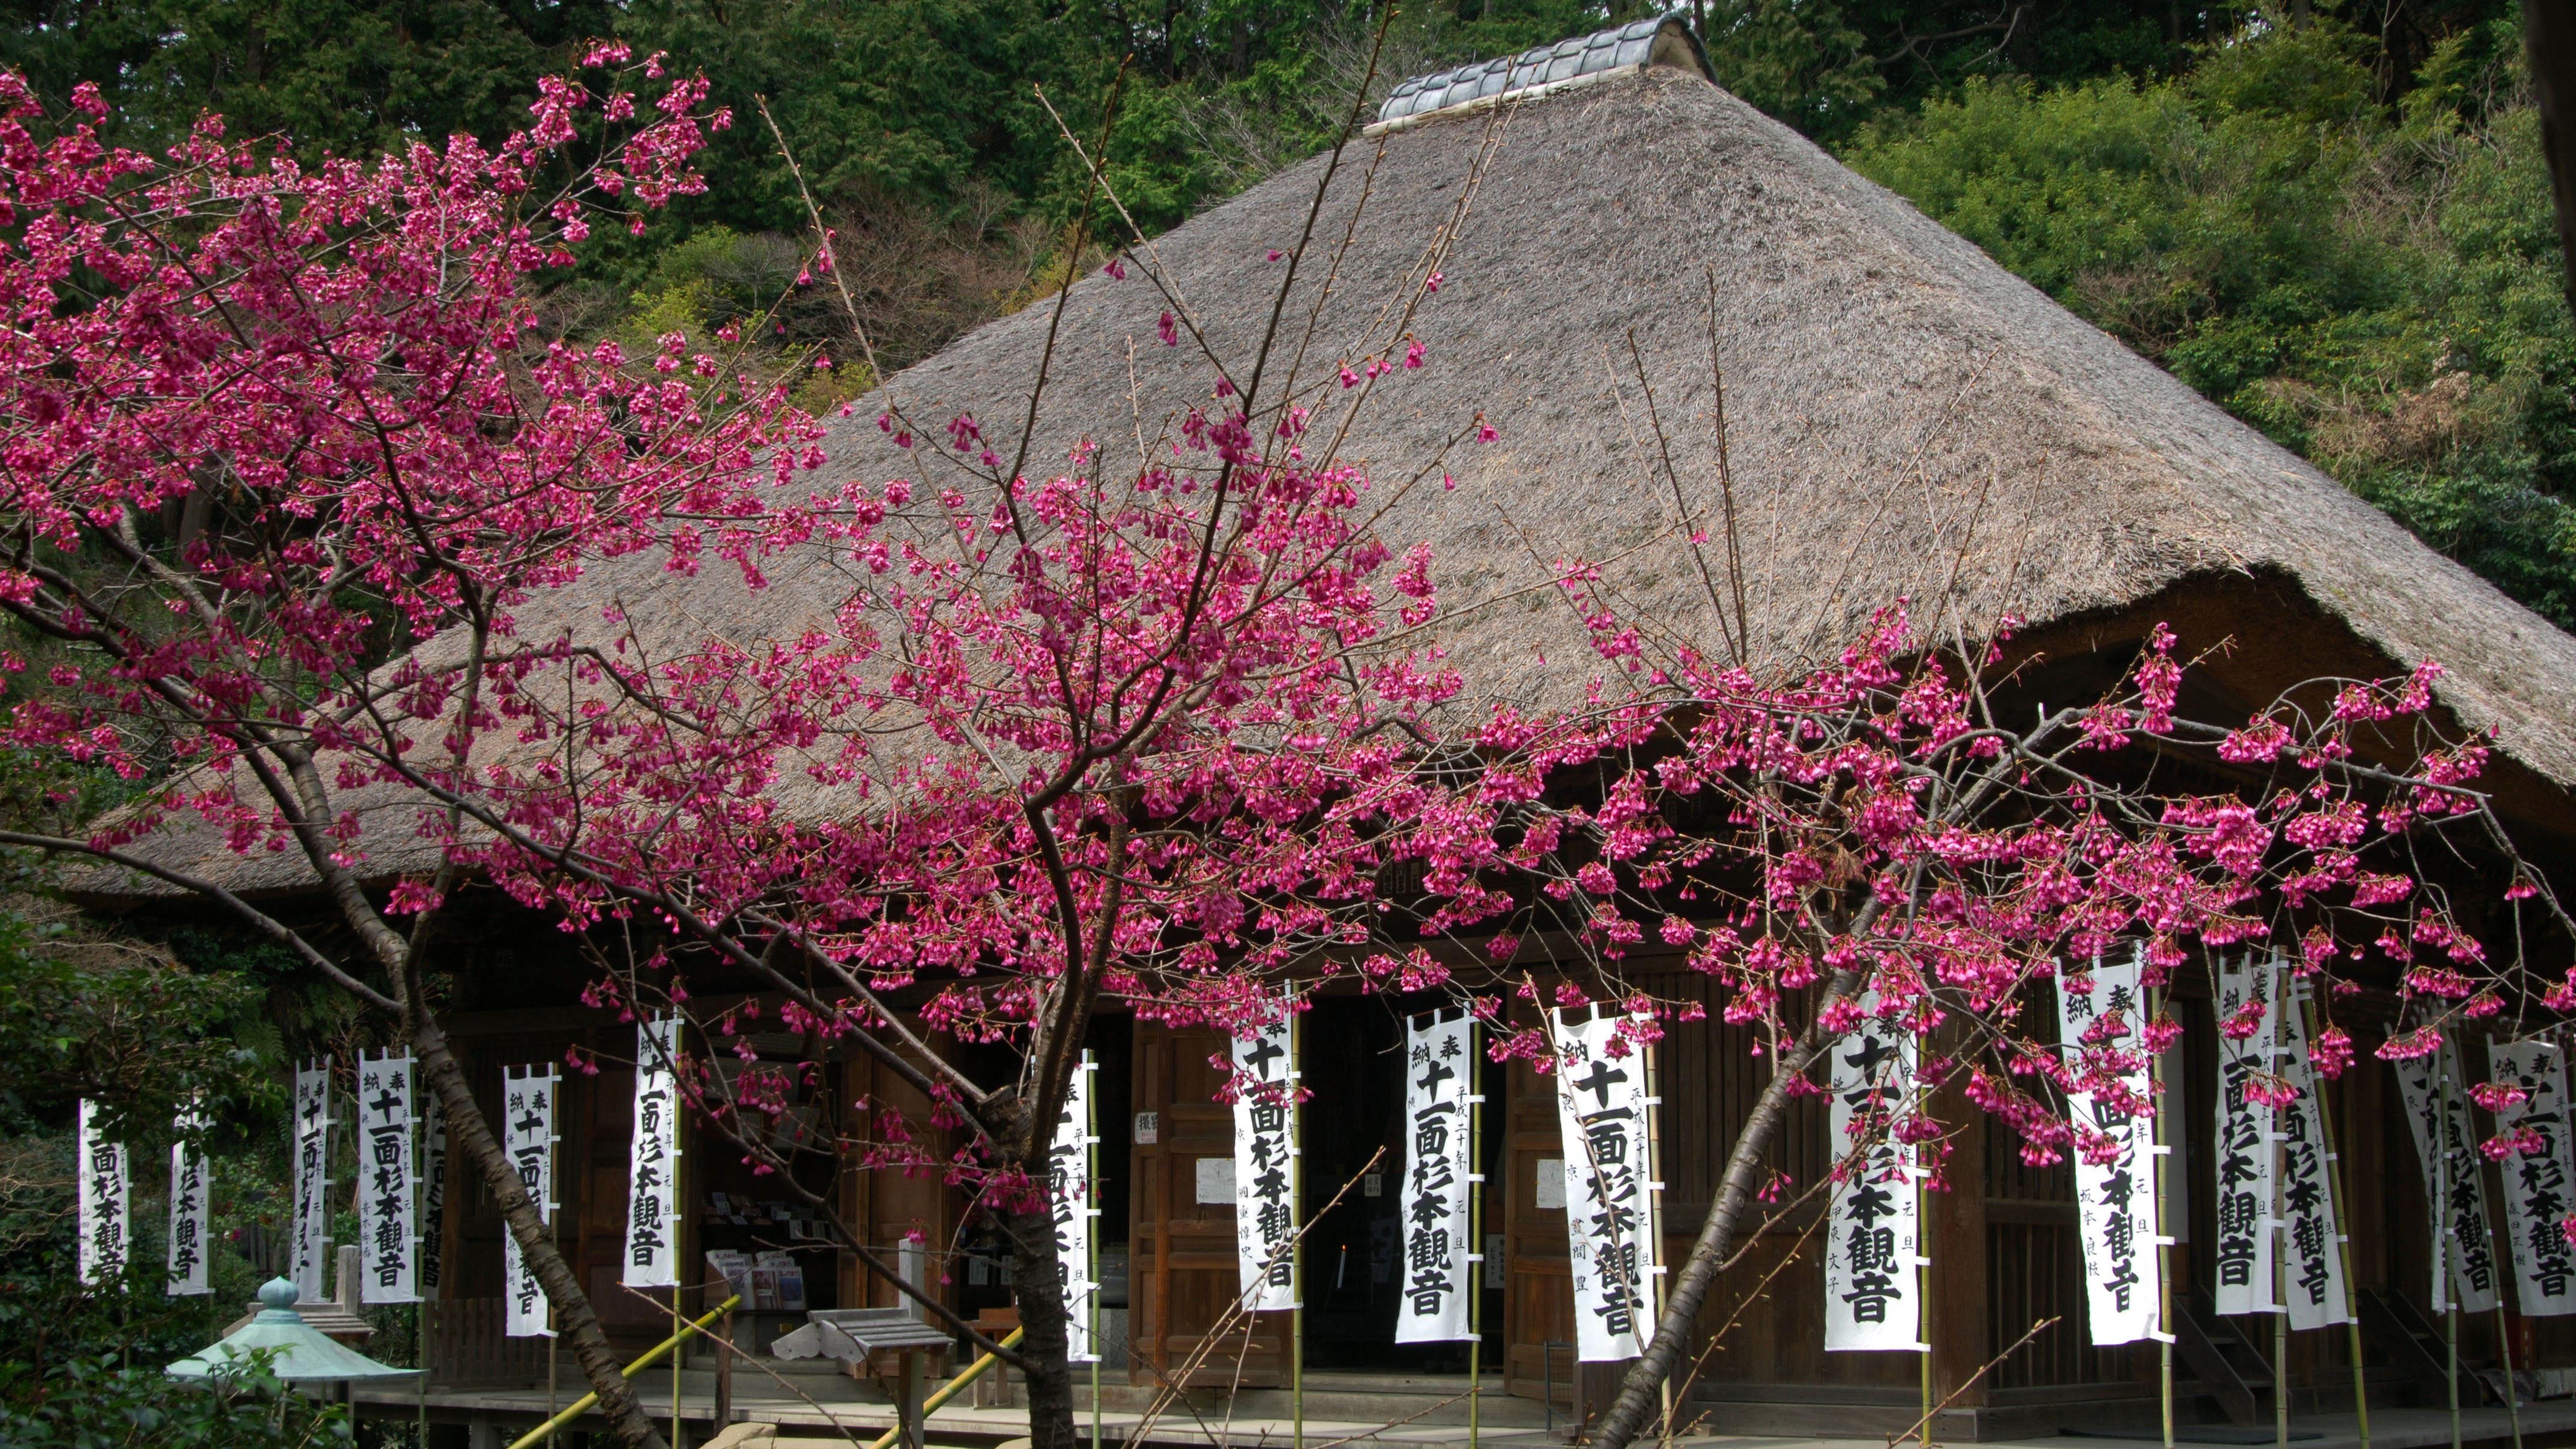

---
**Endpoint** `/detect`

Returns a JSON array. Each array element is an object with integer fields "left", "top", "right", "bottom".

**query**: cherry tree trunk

[
  {"left": 414, "top": 1015, "right": 670, "bottom": 1449},
  {"left": 1007, "top": 1201, "right": 1082, "bottom": 1449}
]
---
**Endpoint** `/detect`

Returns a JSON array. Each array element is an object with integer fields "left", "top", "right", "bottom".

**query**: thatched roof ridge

[{"left": 70, "top": 62, "right": 2576, "bottom": 902}]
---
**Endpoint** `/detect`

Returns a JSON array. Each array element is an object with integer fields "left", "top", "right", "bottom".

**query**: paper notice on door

[
  {"left": 1195, "top": 1156, "right": 1238, "bottom": 1204},
  {"left": 1536, "top": 1158, "right": 1566, "bottom": 1211}
]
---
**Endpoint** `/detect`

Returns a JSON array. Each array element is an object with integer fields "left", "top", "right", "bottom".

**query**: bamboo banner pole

[
  {"left": 1468, "top": 1014, "right": 1484, "bottom": 1449},
  {"left": 1088, "top": 1049, "right": 1102, "bottom": 1449},
  {"left": 2154, "top": 983, "right": 2175, "bottom": 1449},
  {"left": 1645, "top": 1031, "right": 1673, "bottom": 1446},
  {"left": 1292, "top": 1006, "right": 1304, "bottom": 1449},
  {"left": 502, "top": 1296, "right": 743, "bottom": 1449},
  {"left": 2300, "top": 990, "right": 2369, "bottom": 1449},
  {"left": 2483, "top": 1222, "right": 2524, "bottom": 1449},
  {"left": 673, "top": 1098, "right": 687, "bottom": 1449}
]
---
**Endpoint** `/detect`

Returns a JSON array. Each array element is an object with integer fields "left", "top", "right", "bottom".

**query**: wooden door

[
  {"left": 1502, "top": 1045, "right": 1576, "bottom": 1403},
  {"left": 1130, "top": 1022, "right": 1289, "bottom": 1387}
]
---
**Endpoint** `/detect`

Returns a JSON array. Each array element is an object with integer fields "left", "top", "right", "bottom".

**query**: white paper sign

[
  {"left": 502, "top": 1067, "right": 558, "bottom": 1337},
  {"left": 420, "top": 1087, "right": 448, "bottom": 1297},
  {"left": 1824, "top": 992, "right": 1926, "bottom": 1353},
  {"left": 1536, "top": 1159, "right": 1565, "bottom": 1210},
  {"left": 2488, "top": 1040, "right": 2576, "bottom": 1317},
  {"left": 2276, "top": 992, "right": 2350, "bottom": 1328},
  {"left": 1231, "top": 995, "right": 1299, "bottom": 1312},
  {"left": 356, "top": 1052, "right": 418, "bottom": 1304},
  {"left": 76, "top": 1099, "right": 128, "bottom": 1286},
  {"left": 624, "top": 1019, "right": 682, "bottom": 1290},
  {"left": 1195, "top": 1156, "right": 1238, "bottom": 1204},
  {"left": 290, "top": 1065, "right": 332, "bottom": 1301},
  {"left": 2056, "top": 950, "right": 2163, "bottom": 1346},
  {"left": 2209, "top": 955, "right": 2281, "bottom": 1316},
  {"left": 2392, "top": 1040, "right": 2500, "bottom": 1313},
  {"left": 1048, "top": 1054, "right": 1099, "bottom": 1362},
  {"left": 1395, "top": 1012, "right": 1476, "bottom": 1344},
  {"left": 1552, "top": 1009, "right": 1658, "bottom": 1362}
]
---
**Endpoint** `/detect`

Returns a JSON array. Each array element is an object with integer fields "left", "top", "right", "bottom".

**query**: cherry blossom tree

[
  {"left": 0, "top": 55, "right": 829, "bottom": 1447},
  {"left": 1426, "top": 589, "right": 2576, "bottom": 1448},
  {"left": 0, "top": 41, "right": 1485, "bottom": 1449}
]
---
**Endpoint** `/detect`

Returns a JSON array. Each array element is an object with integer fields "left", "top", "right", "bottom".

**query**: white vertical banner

[
  {"left": 623, "top": 1019, "right": 682, "bottom": 1290},
  {"left": 1395, "top": 1012, "right": 1477, "bottom": 1344},
  {"left": 1232, "top": 992, "right": 1299, "bottom": 1313},
  {"left": 2209, "top": 954, "right": 2282, "bottom": 1316},
  {"left": 2276, "top": 989, "right": 2351, "bottom": 1328},
  {"left": 166, "top": 1105, "right": 210, "bottom": 1296},
  {"left": 2056, "top": 949, "right": 2166, "bottom": 1347},
  {"left": 2392, "top": 1040, "right": 2500, "bottom": 1312},
  {"left": 1552, "top": 1008, "right": 1659, "bottom": 1363},
  {"left": 419, "top": 1087, "right": 448, "bottom": 1298},
  {"left": 1823, "top": 992, "right": 1927, "bottom": 1353},
  {"left": 502, "top": 1067, "right": 559, "bottom": 1337},
  {"left": 290, "top": 1065, "right": 332, "bottom": 1301},
  {"left": 355, "top": 1052, "right": 418, "bottom": 1304},
  {"left": 1048, "top": 1053, "right": 1099, "bottom": 1362},
  {"left": 2488, "top": 1040, "right": 2576, "bottom": 1317},
  {"left": 76, "top": 1099, "right": 129, "bottom": 1287}
]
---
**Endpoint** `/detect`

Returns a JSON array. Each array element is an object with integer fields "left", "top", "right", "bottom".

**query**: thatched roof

[
  {"left": 76, "top": 54, "right": 2576, "bottom": 900},
  {"left": 840, "top": 65, "right": 2576, "bottom": 774}
]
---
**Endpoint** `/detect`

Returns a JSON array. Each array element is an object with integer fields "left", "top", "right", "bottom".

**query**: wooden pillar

[{"left": 1930, "top": 1061, "right": 1991, "bottom": 1430}]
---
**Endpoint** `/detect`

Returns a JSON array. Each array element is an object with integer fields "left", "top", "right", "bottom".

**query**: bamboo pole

[
  {"left": 1088, "top": 1050, "right": 1102, "bottom": 1449},
  {"left": 1468, "top": 1012, "right": 1484, "bottom": 1449},
  {"left": 1292, "top": 1004, "right": 1304, "bottom": 1449},
  {"left": 502, "top": 1296, "right": 743, "bottom": 1449},
  {"left": 2154, "top": 983, "right": 2175, "bottom": 1449},
  {"left": 861, "top": 1328, "right": 1028, "bottom": 1449},
  {"left": 673, "top": 1093, "right": 686, "bottom": 1449},
  {"left": 2298, "top": 988, "right": 2369, "bottom": 1449}
]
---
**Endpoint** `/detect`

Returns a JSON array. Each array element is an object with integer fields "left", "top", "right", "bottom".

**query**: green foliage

[
  {"left": 0, "top": 1352, "right": 349, "bottom": 1449},
  {"left": 1844, "top": 15, "right": 2576, "bottom": 627},
  {"left": 0, "top": 0, "right": 616, "bottom": 158},
  {"left": 0, "top": 913, "right": 278, "bottom": 1137}
]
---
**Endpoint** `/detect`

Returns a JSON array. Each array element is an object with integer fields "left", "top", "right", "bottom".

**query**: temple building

[{"left": 82, "top": 12, "right": 2576, "bottom": 1444}]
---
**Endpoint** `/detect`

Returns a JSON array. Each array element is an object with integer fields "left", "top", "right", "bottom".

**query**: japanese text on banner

[
  {"left": 420, "top": 1089, "right": 448, "bottom": 1297},
  {"left": 356, "top": 1052, "right": 418, "bottom": 1304},
  {"left": 2055, "top": 950, "right": 2163, "bottom": 1347},
  {"left": 1552, "top": 1009, "right": 1658, "bottom": 1363},
  {"left": 1396, "top": 1013, "right": 1476, "bottom": 1344},
  {"left": 2209, "top": 955, "right": 2281, "bottom": 1316},
  {"left": 1232, "top": 995, "right": 1299, "bottom": 1313},
  {"left": 2391, "top": 1040, "right": 2499, "bottom": 1313},
  {"left": 1824, "top": 993, "right": 1925, "bottom": 1353},
  {"left": 290, "top": 1066, "right": 332, "bottom": 1301},
  {"left": 624, "top": 1019, "right": 682, "bottom": 1290},
  {"left": 166, "top": 1105, "right": 210, "bottom": 1297},
  {"left": 2276, "top": 990, "right": 2350, "bottom": 1328},
  {"left": 76, "top": 1099, "right": 127, "bottom": 1287},
  {"left": 1048, "top": 1054, "right": 1099, "bottom": 1362},
  {"left": 502, "top": 1068, "right": 557, "bottom": 1338},
  {"left": 2489, "top": 1040, "right": 2576, "bottom": 1317}
]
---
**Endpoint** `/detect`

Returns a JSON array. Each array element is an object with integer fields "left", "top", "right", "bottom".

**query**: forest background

[{"left": 0, "top": 0, "right": 2566, "bottom": 1440}]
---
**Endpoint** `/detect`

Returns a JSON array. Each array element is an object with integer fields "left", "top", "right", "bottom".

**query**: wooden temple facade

[{"left": 409, "top": 916, "right": 2553, "bottom": 1441}]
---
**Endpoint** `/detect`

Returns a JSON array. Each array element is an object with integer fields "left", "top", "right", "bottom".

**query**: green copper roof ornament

[{"left": 166, "top": 1277, "right": 419, "bottom": 1384}]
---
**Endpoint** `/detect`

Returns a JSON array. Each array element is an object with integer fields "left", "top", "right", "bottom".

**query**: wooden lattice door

[{"left": 1129, "top": 1021, "right": 1290, "bottom": 1387}]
